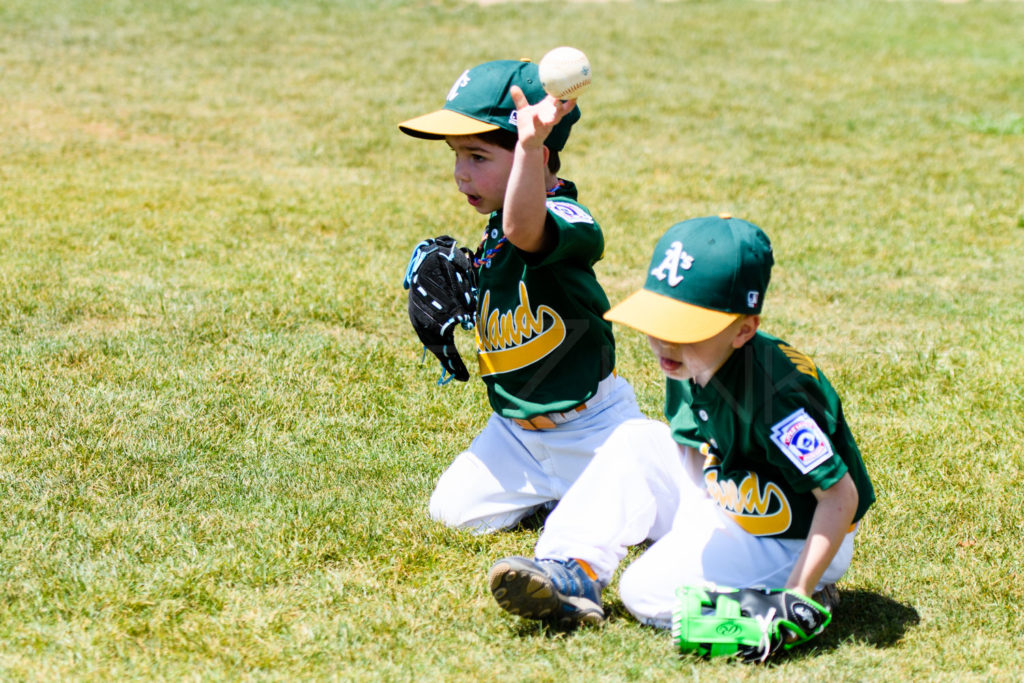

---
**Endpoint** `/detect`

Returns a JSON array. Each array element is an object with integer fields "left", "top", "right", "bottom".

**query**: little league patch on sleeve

[
  {"left": 770, "top": 409, "right": 834, "bottom": 474},
  {"left": 546, "top": 200, "right": 594, "bottom": 224}
]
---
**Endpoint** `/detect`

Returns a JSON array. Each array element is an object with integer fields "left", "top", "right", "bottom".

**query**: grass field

[{"left": 1, "top": 0, "right": 1022, "bottom": 680}]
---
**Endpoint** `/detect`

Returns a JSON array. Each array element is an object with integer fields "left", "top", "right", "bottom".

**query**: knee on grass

[
  {"left": 427, "top": 493, "right": 535, "bottom": 534},
  {"left": 618, "top": 563, "right": 675, "bottom": 630}
]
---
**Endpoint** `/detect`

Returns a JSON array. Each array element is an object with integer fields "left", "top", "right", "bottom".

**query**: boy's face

[
  {"left": 446, "top": 135, "right": 515, "bottom": 215},
  {"left": 647, "top": 316, "right": 759, "bottom": 386}
]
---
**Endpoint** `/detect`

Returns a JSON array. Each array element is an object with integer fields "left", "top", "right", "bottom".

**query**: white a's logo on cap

[
  {"left": 650, "top": 241, "right": 694, "bottom": 287},
  {"left": 447, "top": 70, "right": 471, "bottom": 101}
]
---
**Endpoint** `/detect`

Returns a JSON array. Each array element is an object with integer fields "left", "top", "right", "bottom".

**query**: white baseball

[{"left": 538, "top": 47, "right": 592, "bottom": 99}]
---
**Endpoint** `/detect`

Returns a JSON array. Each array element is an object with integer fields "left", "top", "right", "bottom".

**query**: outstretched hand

[{"left": 509, "top": 85, "right": 577, "bottom": 150}]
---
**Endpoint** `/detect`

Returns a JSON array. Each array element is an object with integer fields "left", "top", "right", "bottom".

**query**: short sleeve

[
  {"left": 530, "top": 199, "right": 604, "bottom": 267},
  {"left": 758, "top": 402, "right": 849, "bottom": 493}
]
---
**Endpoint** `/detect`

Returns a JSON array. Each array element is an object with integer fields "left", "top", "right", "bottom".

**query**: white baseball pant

[
  {"left": 534, "top": 418, "right": 857, "bottom": 628},
  {"left": 428, "top": 374, "right": 645, "bottom": 534}
]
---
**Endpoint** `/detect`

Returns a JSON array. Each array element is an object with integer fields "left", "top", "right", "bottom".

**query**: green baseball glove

[{"left": 672, "top": 585, "right": 832, "bottom": 663}]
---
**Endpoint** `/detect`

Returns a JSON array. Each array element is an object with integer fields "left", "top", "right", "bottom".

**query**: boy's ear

[{"left": 731, "top": 315, "right": 760, "bottom": 348}]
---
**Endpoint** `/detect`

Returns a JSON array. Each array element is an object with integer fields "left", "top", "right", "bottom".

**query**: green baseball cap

[
  {"left": 604, "top": 214, "right": 774, "bottom": 343},
  {"left": 398, "top": 59, "right": 580, "bottom": 152}
]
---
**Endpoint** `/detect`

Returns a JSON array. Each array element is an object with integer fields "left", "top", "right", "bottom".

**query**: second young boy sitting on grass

[{"left": 488, "top": 214, "right": 875, "bottom": 653}]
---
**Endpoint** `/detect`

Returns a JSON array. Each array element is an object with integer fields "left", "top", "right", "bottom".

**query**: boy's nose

[{"left": 648, "top": 336, "right": 676, "bottom": 355}]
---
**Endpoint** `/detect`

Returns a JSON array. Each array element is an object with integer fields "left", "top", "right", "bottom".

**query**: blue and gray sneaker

[{"left": 487, "top": 556, "right": 605, "bottom": 627}]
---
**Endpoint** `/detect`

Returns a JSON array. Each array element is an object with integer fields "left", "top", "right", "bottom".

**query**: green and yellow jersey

[
  {"left": 475, "top": 180, "right": 615, "bottom": 419},
  {"left": 665, "top": 331, "right": 875, "bottom": 539}
]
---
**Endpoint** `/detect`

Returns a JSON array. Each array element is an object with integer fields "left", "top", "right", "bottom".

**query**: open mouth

[{"left": 659, "top": 357, "right": 682, "bottom": 373}]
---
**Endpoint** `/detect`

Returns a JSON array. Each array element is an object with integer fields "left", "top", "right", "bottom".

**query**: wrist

[
  {"left": 784, "top": 579, "right": 814, "bottom": 598},
  {"left": 516, "top": 139, "right": 546, "bottom": 153}
]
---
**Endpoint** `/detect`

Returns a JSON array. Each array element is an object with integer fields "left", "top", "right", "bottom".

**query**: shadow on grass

[
  {"left": 509, "top": 506, "right": 552, "bottom": 533},
  {"left": 800, "top": 589, "right": 920, "bottom": 652}
]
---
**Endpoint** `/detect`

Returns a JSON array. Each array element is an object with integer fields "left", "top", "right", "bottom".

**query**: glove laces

[{"left": 753, "top": 607, "right": 777, "bottom": 663}]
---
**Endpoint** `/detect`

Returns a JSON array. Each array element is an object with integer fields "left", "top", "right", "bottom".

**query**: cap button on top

[{"left": 718, "top": 212, "right": 732, "bottom": 219}]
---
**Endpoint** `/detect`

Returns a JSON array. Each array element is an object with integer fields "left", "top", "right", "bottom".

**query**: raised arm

[{"left": 502, "top": 86, "right": 578, "bottom": 253}]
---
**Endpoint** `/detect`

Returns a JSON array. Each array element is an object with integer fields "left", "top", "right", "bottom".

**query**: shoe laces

[{"left": 541, "top": 560, "right": 592, "bottom": 597}]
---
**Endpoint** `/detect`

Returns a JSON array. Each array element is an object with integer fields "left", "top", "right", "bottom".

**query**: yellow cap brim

[
  {"left": 398, "top": 109, "right": 501, "bottom": 139},
  {"left": 604, "top": 289, "right": 739, "bottom": 343}
]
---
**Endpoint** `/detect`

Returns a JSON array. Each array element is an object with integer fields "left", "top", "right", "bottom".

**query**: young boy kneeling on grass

[
  {"left": 398, "top": 59, "right": 645, "bottom": 533},
  {"left": 488, "top": 214, "right": 875, "bottom": 648}
]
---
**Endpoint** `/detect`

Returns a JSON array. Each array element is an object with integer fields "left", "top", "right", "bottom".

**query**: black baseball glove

[
  {"left": 673, "top": 585, "right": 832, "bottom": 663},
  {"left": 402, "top": 235, "right": 478, "bottom": 384}
]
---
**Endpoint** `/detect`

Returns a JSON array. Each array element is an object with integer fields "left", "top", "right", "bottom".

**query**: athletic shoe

[{"left": 488, "top": 556, "right": 604, "bottom": 627}]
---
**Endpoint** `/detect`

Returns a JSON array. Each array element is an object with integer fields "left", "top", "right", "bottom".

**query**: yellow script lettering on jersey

[
  {"left": 704, "top": 468, "right": 793, "bottom": 536},
  {"left": 476, "top": 282, "right": 567, "bottom": 376},
  {"left": 778, "top": 343, "right": 818, "bottom": 379}
]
